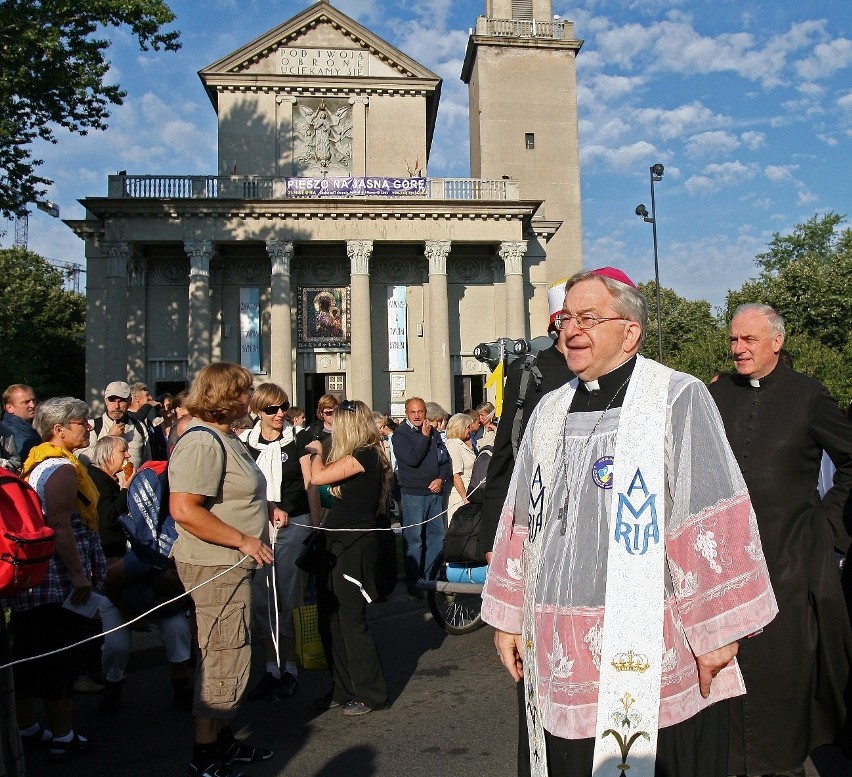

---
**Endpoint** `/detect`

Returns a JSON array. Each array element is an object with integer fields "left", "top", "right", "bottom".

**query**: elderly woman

[
  {"left": 86, "top": 436, "right": 192, "bottom": 716},
  {"left": 444, "top": 413, "right": 477, "bottom": 524},
  {"left": 11, "top": 397, "right": 105, "bottom": 761},
  {"left": 308, "top": 400, "right": 390, "bottom": 717},
  {"left": 239, "top": 383, "right": 320, "bottom": 701},
  {"left": 168, "top": 363, "right": 279, "bottom": 777}
]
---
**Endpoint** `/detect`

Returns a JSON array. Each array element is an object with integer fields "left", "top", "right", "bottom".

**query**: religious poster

[
  {"left": 387, "top": 286, "right": 408, "bottom": 370},
  {"left": 298, "top": 287, "right": 350, "bottom": 348},
  {"left": 239, "top": 287, "right": 262, "bottom": 373}
]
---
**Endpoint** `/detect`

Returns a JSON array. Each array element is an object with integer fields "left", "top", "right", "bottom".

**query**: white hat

[
  {"left": 547, "top": 278, "right": 569, "bottom": 332},
  {"left": 104, "top": 381, "right": 131, "bottom": 399}
]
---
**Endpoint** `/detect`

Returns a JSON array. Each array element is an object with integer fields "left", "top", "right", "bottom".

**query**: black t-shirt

[
  {"left": 243, "top": 427, "right": 313, "bottom": 516},
  {"left": 325, "top": 446, "right": 384, "bottom": 530}
]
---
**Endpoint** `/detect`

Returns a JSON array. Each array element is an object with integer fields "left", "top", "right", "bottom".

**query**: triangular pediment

[{"left": 199, "top": 0, "right": 440, "bottom": 102}]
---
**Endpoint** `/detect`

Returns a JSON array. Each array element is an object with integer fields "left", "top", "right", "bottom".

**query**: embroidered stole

[{"left": 523, "top": 356, "right": 671, "bottom": 777}]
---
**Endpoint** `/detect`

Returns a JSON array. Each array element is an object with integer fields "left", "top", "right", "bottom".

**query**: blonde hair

[
  {"left": 185, "top": 362, "right": 253, "bottom": 425},
  {"left": 446, "top": 413, "right": 472, "bottom": 440},
  {"left": 326, "top": 400, "right": 390, "bottom": 502}
]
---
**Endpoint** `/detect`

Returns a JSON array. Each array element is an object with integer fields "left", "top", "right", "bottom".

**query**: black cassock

[{"left": 709, "top": 362, "right": 852, "bottom": 774}]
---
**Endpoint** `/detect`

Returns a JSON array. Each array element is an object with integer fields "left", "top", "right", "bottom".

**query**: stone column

[
  {"left": 267, "top": 240, "right": 294, "bottom": 397},
  {"left": 275, "top": 96, "right": 297, "bottom": 177},
  {"left": 347, "top": 240, "right": 373, "bottom": 405},
  {"left": 184, "top": 240, "right": 213, "bottom": 381},
  {"left": 126, "top": 256, "right": 148, "bottom": 384},
  {"left": 500, "top": 241, "right": 527, "bottom": 339},
  {"left": 102, "top": 241, "right": 130, "bottom": 385},
  {"left": 348, "top": 96, "right": 369, "bottom": 177},
  {"left": 425, "top": 240, "right": 453, "bottom": 410}
]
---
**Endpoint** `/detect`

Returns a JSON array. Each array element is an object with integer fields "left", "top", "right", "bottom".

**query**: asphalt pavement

[{"left": 24, "top": 583, "right": 852, "bottom": 777}]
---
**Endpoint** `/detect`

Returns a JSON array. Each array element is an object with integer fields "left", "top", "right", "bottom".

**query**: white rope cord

[
  {"left": 1, "top": 477, "right": 487, "bottom": 671},
  {"left": 0, "top": 557, "right": 249, "bottom": 671},
  {"left": 266, "top": 524, "right": 281, "bottom": 670}
]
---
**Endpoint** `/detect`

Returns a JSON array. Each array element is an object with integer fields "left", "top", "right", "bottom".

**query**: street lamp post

[{"left": 635, "top": 163, "right": 664, "bottom": 362}]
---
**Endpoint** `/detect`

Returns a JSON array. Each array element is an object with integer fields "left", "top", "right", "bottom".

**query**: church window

[{"left": 525, "top": 132, "right": 535, "bottom": 150}]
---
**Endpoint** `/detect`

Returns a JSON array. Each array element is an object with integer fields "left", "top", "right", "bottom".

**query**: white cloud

[
  {"left": 633, "top": 101, "right": 729, "bottom": 140},
  {"left": 796, "top": 38, "right": 852, "bottom": 81},
  {"left": 581, "top": 140, "right": 658, "bottom": 172},
  {"left": 684, "top": 131, "right": 740, "bottom": 157},
  {"left": 740, "top": 131, "right": 766, "bottom": 150},
  {"left": 838, "top": 93, "right": 852, "bottom": 112},
  {"left": 764, "top": 165, "right": 797, "bottom": 183}
]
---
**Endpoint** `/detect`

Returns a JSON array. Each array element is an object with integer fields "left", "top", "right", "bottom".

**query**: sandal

[{"left": 49, "top": 732, "right": 96, "bottom": 762}]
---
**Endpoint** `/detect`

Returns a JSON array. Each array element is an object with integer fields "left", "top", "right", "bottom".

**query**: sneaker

[
  {"left": 188, "top": 763, "right": 246, "bottom": 777},
  {"left": 73, "top": 675, "right": 105, "bottom": 695},
  {"left": 49, "top": 733, "right": 96, "bottom": 762},
  {"left": 273, "top": 672, "right": 298, "bottom": 699},
  {"left": 313, "top": 689, "right": 344, "bottom": 710},
  {"left": 221, "top": 741, "right": 273, "bottom": 765},
  {"left": 20, "top": 724, "right": 52, "bottom": 752},
  {"left": 341, "top": 701, "right": 373, "bottom": 717},
  {"left": 245, "top": 672, "right": 277, "bottom": 701}
]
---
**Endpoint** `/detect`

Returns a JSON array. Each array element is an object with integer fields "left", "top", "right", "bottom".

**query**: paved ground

[{"left": 22, "top": 583, "right": 852, "bottom": 777}]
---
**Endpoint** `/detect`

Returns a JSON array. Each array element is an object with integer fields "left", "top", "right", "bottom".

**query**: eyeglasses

[
  {"left": 262, "top": 402, "right": 290, "bottom": 415},
  {"left": 67, "top": 419, "right": 91, "bottom": 428},
  {"left": 106, "top": 395, "right": 129, "bottom": 403},
  {"left": 322, "top": 409, "right": 335, "bottom": 416},
  {"left": 339, "top": 400, "right": 357, "bottom": 413},
  {"left": 554, "top": 313, "right": 629, "bottom": 331}
]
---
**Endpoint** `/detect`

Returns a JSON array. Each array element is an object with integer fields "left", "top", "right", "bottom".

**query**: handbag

[
  {"left": 295, "top": 528, "right": 326, "bottom": 575},
  {"left": 443, "top": 500, "right": 485, "bottom": 563}
]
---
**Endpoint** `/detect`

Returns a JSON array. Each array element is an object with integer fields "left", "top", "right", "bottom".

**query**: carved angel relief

[{"left": 293, "top": 99, "right": 353, "bottom": 176}]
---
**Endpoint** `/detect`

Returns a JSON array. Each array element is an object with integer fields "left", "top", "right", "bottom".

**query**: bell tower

[{"left": 462, "top": 0, "right": 584, "bottom": 277}]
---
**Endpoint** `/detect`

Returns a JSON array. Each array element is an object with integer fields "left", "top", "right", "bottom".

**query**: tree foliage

[
  {"left": 635, "top": 213, "right": 852, "bottom": 407},
  {"left": 0, "top": 247, "right": 86, "bottom": 399},
  {"left": 0, "top": 0, "right": 180, "bottom": 217}
]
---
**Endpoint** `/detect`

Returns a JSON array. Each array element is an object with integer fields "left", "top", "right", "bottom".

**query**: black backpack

[{"left": 442, "top": 447, "right": 493, "bottom": 564}]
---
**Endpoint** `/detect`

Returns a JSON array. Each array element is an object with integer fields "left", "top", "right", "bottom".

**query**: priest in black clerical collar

[{"left": 571, "top": 354, "right": 636, "bottom": 412}]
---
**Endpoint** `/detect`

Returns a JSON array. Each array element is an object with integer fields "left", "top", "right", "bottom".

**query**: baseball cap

[{"left": 104, "top": 381, "right": 131, "bottom": 399}]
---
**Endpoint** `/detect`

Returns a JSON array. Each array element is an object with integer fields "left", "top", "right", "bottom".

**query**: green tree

[
  {"left": 0, "top": 0, "right": 180, "bottom": 217},
  {"left": 0, "top": 247, "right": 86, "bottom": 399},
  {"left": 637, "top": 281, "right": 729, "bottom": 381},
  {"left": 724, "top": 212, "right": 852, "bottom": 407}
]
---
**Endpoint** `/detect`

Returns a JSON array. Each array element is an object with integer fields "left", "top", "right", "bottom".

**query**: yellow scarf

[{"left": 22, "top": 443, "right": 101, "bottom": 531}]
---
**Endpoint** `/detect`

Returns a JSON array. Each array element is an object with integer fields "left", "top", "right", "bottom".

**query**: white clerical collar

[
  {"left": 581, "top": 357, "right": 636, "bottom": 394},
  {"left": 750, "top": 378, "right": 760, "bottom": 388},
  {"left": 584, "top": 378, "right": 600, "bottom": 392}
]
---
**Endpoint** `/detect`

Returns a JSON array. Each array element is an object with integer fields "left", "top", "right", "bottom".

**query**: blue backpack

[{"left": 118, "top": 426, "right": 225, "bottom": 568}]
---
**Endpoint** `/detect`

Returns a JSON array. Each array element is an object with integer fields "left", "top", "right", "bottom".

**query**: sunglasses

[
  {"left": 339, "top": 400, "right": 357, "bottom": 413},
  {"left": 262, "top": 402, "right": 290, "bottom": 415}
]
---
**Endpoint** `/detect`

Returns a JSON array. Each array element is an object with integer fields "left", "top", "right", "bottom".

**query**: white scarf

[
  {"left": 523, "top": 356, "right": 671, "bottom": 777},
  {"left": 241, "top": 422, "right": 295, "bottom": 502}
]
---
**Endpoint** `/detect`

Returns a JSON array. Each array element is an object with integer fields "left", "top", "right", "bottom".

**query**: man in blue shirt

[
  {"left": 392, "top": 397, "right": 451, "bottom": 597},
  {"left": 2, "top": 384, "right": 40, "bottom": 461}
]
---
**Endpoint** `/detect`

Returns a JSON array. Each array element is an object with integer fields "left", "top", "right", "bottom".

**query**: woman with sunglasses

[
  {"left": 306, "top": 394, "right": 340, "bottom": 457},
  {"left": 239, "top": 383, "right": 321, "bottom": 701},
  {"left": 306, "top": 399, "right": 391, "bottom": 716}
]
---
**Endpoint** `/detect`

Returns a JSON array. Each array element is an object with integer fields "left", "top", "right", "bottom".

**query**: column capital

[
  {"left": 102, "top": 241, "right": 130, "bottom": 278},
  {"left": 127, "top": 256, "right": 148, "bottom": 288},
  {"left": 184, "top": 240, "right": 213, "bottom": 277},
  {"left": 347, "top": 240, "right": 373, "bottom": 276},
  {"left": 425, "top": 240, "right": 452, "bottom": 275},
  {"left": 348, "top": 95, "right": 370, "bottom": 106},
  {"left": 266, "top": 240, "right": 294, "bottom": 276},
  {"left": 499, "top": 241, "right": 527, "bottom": 275},
  {"left": 276, "top": 94, "right": 297, "bottom": 105}
]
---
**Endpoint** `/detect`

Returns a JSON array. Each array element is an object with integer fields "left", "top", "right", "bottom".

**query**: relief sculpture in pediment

[{"left": 294, "top": 98, "right": 352, "bottom": 176}]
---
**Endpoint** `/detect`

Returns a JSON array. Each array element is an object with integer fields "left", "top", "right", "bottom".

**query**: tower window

[
  {"left": 525, "top": 133, "right": 535, "bottom": 150},
  {"left": 512, "top": 0, "right": 534, "bottom": 20}
]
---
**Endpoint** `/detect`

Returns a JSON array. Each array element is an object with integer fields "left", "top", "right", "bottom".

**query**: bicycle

[{"left": 418, "top": 550, "right": 487, "bottom": 635}]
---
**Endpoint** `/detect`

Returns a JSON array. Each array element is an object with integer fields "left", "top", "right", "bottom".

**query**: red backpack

[{"left": 0, "top": 471, "right": 56, "bottom": 596}]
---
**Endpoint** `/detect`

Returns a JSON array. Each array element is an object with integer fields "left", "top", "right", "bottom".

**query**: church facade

[{"left": 67, "top": 0, "right": 583, "bottom": 415}]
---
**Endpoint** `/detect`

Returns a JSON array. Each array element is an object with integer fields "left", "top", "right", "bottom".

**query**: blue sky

[{"left": 4, "top": 0, "right": 850, "bottom": 308}]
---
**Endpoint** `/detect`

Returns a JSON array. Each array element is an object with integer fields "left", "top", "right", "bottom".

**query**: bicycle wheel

[{"left": 426, "top": 550, "right": 485, "bottom": 635}]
